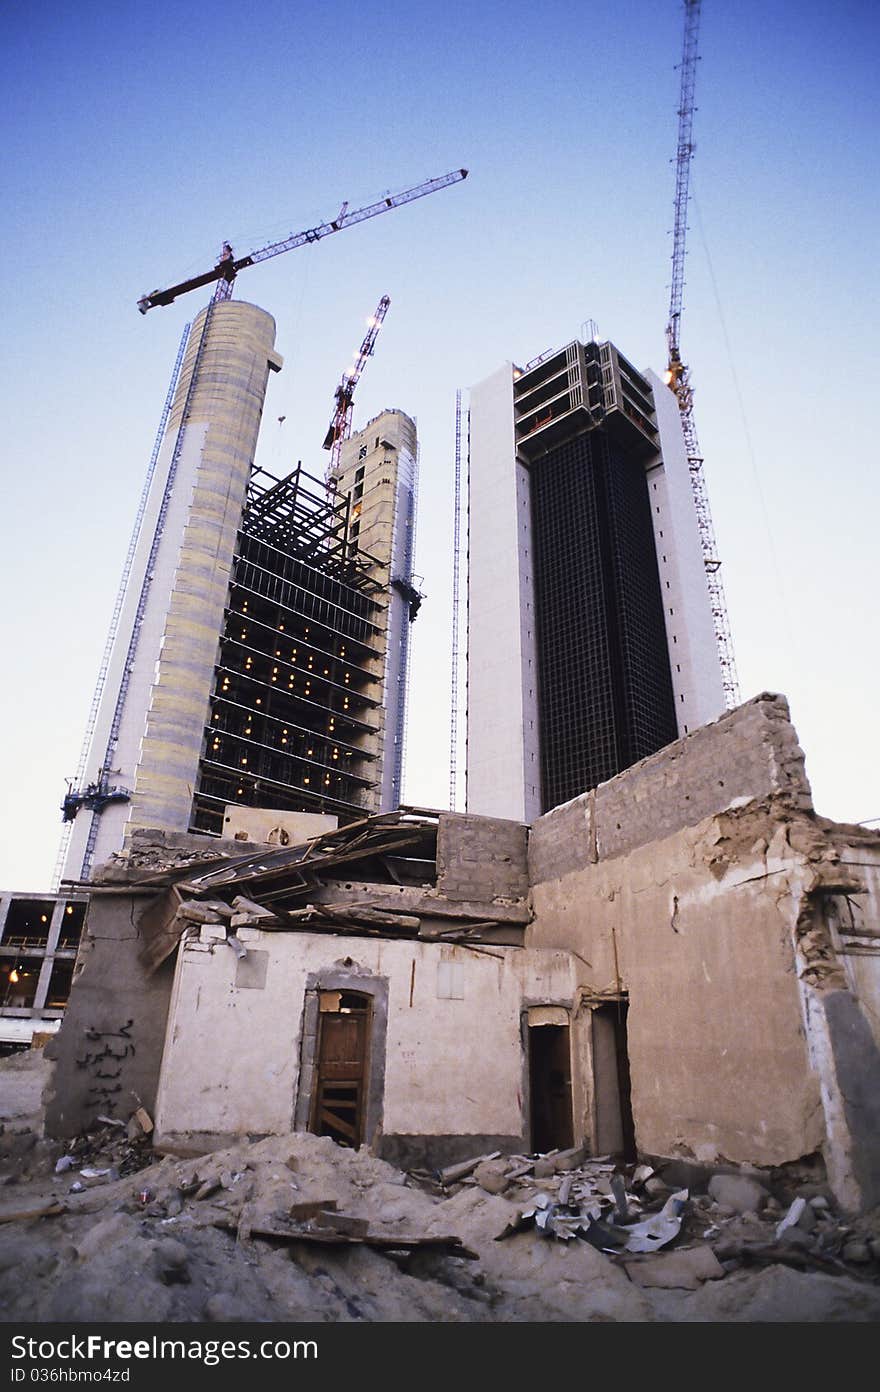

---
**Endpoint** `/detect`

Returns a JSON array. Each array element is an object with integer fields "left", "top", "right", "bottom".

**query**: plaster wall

[
  {"left": 153, "top": 930, "right": 577, "bottom": 1157},
  {"left": 530, "top": 810, "right": 824, "bottom": 1170},
  {"left": 528, "top": 694, "right": 880, "bottom": 1208}
]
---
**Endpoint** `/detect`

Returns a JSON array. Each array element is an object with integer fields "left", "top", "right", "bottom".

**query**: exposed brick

[{"left": 529, "top": 694, "right": 813, "bottom": 881}]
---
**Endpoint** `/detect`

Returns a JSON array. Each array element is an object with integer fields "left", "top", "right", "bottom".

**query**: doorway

[
  {"left": 591, "top": 1000, "right": 636, "bottom": 1159},
  {"left": 309, "top": 990, "right": 371, "bottom": 1148},
  {"left": 528, "top": 1021, "right": 574, "bottom": 1153}
]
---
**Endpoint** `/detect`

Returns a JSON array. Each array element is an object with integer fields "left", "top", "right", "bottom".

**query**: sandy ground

[{"left": 1, "top": 1053, "right": 879, "bottom": 1324}]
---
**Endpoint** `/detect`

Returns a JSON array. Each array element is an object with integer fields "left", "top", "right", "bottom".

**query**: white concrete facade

[
  {"left": 466, "top": 364, "right": 541, "bottom": 823},
  {"left": 645, "top": 369, "right": 726, "bottom": 734}
]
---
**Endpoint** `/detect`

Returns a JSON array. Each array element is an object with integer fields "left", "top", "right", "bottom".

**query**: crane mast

[
  {"left": 665, "top": 0, "right": 740, "bottom": 708},
  {"left": 323, "top": 295, "right": 391, "bottom": 482},
  {"left": 137, "top": 169, "right": 468, "bottom": 314},
  {"left": 449, "top": 389, "right": 463, "bottom": 810}
]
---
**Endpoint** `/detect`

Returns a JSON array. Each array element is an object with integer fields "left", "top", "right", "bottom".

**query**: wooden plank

[{"left": 0, "top": 1201, "right": 66, "bottom": 1224}]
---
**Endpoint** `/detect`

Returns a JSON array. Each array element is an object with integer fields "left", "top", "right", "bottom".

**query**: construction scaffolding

[{"left": 190, "top": 463, "right": 391, "bottom": 835}]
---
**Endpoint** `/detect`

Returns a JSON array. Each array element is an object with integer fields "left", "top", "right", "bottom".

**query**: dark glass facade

[{"left": 529, "top": 426, "right": 678, "bottom": 811}]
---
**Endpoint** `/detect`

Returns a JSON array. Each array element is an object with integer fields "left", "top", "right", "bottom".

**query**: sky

[{"left": 1, "top": 0, "right": 878, "bottom": 892}]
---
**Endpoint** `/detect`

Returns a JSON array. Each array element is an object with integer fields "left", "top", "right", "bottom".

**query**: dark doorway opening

[
  {"left": 592, "top": 1000, "right": 636, "bottom": 1160},
  {"left": 529, "top": 1022, "right": 574, "bottom": 1153},
  {"left": 309, "top": 990, "right": 371, "bottom": 1148}
]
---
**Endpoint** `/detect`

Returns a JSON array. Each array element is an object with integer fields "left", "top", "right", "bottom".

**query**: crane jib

[{"left": 137, "top": 168, "right": 468, "bottom": 313}]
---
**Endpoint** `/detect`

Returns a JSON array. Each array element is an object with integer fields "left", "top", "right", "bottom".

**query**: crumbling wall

[
  {"left": 529, "top": 692, "right": 812, "bottom": 885},
  {"left": 437, "top": 814, "right": 529, "bottom": 903},
  {"left": 153, "top": 929, "right": 576, "bottom": 1167},
  {"left": 531, "top": 804, "right": 825, "bottom": 1171},
  {"left": 44, "top": 893, "right": 176, "bottom": 1139},
  {"left": 527, "top": 695, "right": 880, "bottom": 1210},
  {"left": 45, "top": 830, "right": 262, "bottom": 1138}
]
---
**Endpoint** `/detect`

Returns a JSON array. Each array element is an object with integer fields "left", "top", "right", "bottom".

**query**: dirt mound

[{"left": 1, "top": 1128, "right": 879, "bottom": 1323}]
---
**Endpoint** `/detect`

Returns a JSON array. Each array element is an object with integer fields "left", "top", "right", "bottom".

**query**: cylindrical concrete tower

[{"left": 63, "top": 301, "right": 282, "bottom": 880}]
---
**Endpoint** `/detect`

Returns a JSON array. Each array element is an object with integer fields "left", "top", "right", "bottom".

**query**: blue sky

[{"left": 2, "top": 0, "right": 878, "bottom": 889}]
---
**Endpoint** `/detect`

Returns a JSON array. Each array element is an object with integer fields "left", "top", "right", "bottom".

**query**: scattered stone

[
  {"left": 778, "top": 1227, "right": 813, "bottom": 1251},
  {"left": 532, "top": 1157, "right": 557, "bottom": 1180},
  {"left": 74, "top": 1214, "right": 134, "bottom": 1261},
  {"left": 708, "top": 1174, "right": 768, "bottom": 1215},
  {"left": 154, "top": 1238, "right": 190, "bottom": 1284},
  {"left": 842, "top": 1241, "right": 871, "bottom": 1264},
  {"left": 473, "top": 1159, "right": 511, "bottom": 1195},
  {"left": 204, "top": 1292, "right": 240, "bottom": 1322},
  {"left": 625, "top": 1245, "right": 725, "bottom": 1290},
  {"left": 796, "top": 1204, "right": 817, "bottom": 1233},
  {"left": 646, "top": 1177, "right": 673, "bottom": 1199},
  {"left": 553, "top": 1146, "right": 586, "bottom": 1172},
  {"left": 439, "top": 1153, "right": 499, "bottom": 1187},
  {"left": 194, "top": 1177, "right": 221, "bottom": 1201}
]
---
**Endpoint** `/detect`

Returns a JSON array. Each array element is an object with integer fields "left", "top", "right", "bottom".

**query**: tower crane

[
  {"left": 664, "top": 0, "right": 740, "bottom": 707},
  {"left": 137, "top": 169, "right": 468, "bottom": 314},
  {"left": 323, "top": 295, "right": 391, "bottom": 482}
]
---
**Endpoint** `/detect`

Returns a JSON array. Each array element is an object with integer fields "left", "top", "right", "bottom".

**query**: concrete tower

[
  {"left": 466, "top": 335, "right": 725, "bottom": 822},
  {"left": 332, "top": 409, "right": 419, "bottom": 812},
  {"left": 62, "top": 306, "right": 420, "bottom": 879},
  {"left": 63, "top": 300, "right": 282, "bottom": 880}
]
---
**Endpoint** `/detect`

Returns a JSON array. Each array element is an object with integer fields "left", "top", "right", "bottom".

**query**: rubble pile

[
  {"left": 1, "top": 1123, "right": 879, "bottom": 1323},
  {"left": 432, "top": 1146, "right": 880, "bottom": 1284}
]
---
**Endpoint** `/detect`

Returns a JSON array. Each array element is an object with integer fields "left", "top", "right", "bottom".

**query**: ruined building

[
  {"left": 467, "top": 336, "right": 726, "bottom": 821},
  {"left": 45, "top": 694, "right": 880, "bottom": 1214},
  {"left": 61, "top": 301, "right": 418, "bottom": 882}
]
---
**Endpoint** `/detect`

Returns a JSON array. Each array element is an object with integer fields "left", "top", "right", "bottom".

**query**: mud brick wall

[
  {"left": 437, "top": 814, "right": 529, "bottom": 902},
  {"left": 529, "top": 693, "right": 813, "bottom": 883}
]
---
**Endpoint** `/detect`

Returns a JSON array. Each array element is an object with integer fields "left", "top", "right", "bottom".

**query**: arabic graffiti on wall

[{"left": 74, "top": 1020, "right": 136, "bottom": 1112}]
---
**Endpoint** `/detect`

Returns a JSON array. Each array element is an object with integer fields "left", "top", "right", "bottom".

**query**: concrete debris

[
  {"left": 439, "top": 1152, "right": 500, "bottom": 1187},
  {"left": 1, "top": 1103, "right": 879, "bottom": 1323},
  {"left": 231, "top": 895, "right": 278, "bottom": 921},
  {"left": 178, "top": 901, "right": 227, "bottom": 926},
  {"left": 776, "top": 1196, "right": 807, "bottom": 1239},
  {"left": 472, "top": 1158, "right": 512, "bottom": 1195},
  {"left": 708, "top": 1173, "right": 769, "bottom": 1215},
  {"left": 624, "top": 1245, "right": 725, "bottom": 1290}
]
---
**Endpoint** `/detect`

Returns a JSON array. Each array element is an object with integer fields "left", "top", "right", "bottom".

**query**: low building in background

[{"left": 0, "top": 893, "right": 88, "bottom": 1052}]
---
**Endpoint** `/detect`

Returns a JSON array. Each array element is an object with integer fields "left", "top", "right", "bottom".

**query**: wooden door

[{"left": 310, "top": 992, "right": 370, "bottom": 1147}]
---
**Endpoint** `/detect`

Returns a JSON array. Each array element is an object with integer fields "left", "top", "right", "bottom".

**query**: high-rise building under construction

[
  {"left": 466, "top": 334, "right": 726, "bottom": 823},
  {"left": 61, "top": 299, "right": 418, "bottom": 881}
]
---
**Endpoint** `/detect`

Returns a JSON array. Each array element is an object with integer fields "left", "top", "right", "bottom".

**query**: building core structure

[
  {"left": 467, "top": 335, "right": 725, "bottom": 822},
  {"left": 62, "top": 300, "right": 417, "bottom": 881}
]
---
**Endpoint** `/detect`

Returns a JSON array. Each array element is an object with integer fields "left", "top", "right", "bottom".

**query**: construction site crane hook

[{"left": 137, "top": 169, "right": 468, "bottom": 314}]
